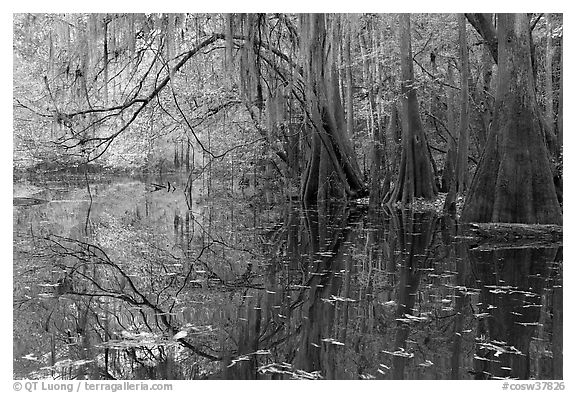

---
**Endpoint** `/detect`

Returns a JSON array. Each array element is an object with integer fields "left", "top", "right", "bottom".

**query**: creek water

[{"left": 13, "top": 173, "right": 562, "bottom": 380}]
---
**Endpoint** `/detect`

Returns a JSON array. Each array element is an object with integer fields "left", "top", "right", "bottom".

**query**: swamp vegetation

[{"left": 13, "top": 13, "right": 562, "bottom": 380}]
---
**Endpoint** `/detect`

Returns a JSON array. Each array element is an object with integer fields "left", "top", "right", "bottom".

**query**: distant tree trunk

[
  {"left": 557, "top": 44, "right": 562, "bottom": 160},
  {"left": 185, "top": 140, "right": 190, "bottom": 171},
  {"left": 441, "top": 61, "right": 457, "bottom": 193},
  {"left": 455, "top": 14, "right": 470, "bottom": 193},
  {"left": 224, "top": 13, "right": 234, "bottom": 88},
  {"left": 300, "top": 14, "right": 367, "bottom": 204},
  {"left": 428, "top": 48, "right": 441, "bottom": 132},
  {"left": 344, "top": 21, "right": 354, "bottom": 136},
  {"left": 358, "top": 30, "right": 374, "bottom": 138},
  {"left": 373, "top": 25, "right": 391, "bottom": 199},
  {"left": 359, "top": 24, "right": 387, "bottom": 208},
  {"left": 545, "top": 14, "right": 554, "bottom": 134},
  {"left": 461, "top": 14, "right": 562, "bottom": 224},
  {"left": 173, "top": 141, "right": 180, "bottom": 169},
  {"left": 180, "top": 140, "right": 184, "bottom": 170},
  {"left": 368, "top": 113, "right": 387, "bottom": 209},
  {"left": 102, "top": 17, "right": 109, "bottom": 105},
  {"left": 386, "top": 14, "right": 437, "bottom": 205}
]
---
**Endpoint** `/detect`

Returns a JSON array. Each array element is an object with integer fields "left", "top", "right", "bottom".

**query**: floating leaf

[
  {"left": 321, "top": 338, "right": 345, "bottom": 346},
  {"left": 173, "top": 330, "right": 188, "bottom": 340},
  {"left": 382, "top": 348, "right": 414, "bottom": 358},
  {"left": 473, "top": 355, "right": 500, "bottom": 363},
  {"left": 228, "top": 355, "right": 250, "bottom": 367},
  {"left": 253, "top": 349, "right": 271, "bottom": 355}
]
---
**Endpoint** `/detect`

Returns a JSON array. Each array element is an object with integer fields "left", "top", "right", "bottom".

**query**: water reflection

[
  {"left": 13, "top": 176, "right": 562, "bottom": 380},
  {"left": 389, "top": 210, "right": 436, "bottom": 379},
  {"left": 469, "top": 247, "right": 562, "bottom": 380}
]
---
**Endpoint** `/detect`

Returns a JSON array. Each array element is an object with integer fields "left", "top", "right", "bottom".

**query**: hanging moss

[
  {"left": 74, "top": 17, "right": 87, "bottom": 104},
  {"left": 88, "top": 14, "right": 99, "bottom": 70},
  {"left": 47, "top": 31, "right": 54, "bottom": 76},
  {"left": 167, "top": 14, "right": 175, "bottom": 62},
  {"left": 127, "top": 14, "right": 135, "bottom": 58},
  {"left": 176, "top": 13, "right": 186, "bottom": 47},
  {"left": 109, "top": 15, "right": 116, "bottom": 60},
  {"left": 242, "top": 14, "right": 264, "bottom": 111},
  {"left": 224, "top": 13, "right": 234, "bottom": 80}
]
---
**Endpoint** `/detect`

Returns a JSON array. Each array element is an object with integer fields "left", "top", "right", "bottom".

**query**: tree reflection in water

[
  {"left": 13, "top": 178, "right": 562, "bottom": 380},
  {"left": 470, "top": 247, "right": 562, "bottom": 380},
  {"left": 389, "top": 210, "right": 436, "bottom": 379}
]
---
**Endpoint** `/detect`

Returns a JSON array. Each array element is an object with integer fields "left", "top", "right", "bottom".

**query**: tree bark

[
  {"left": 465, "top": 13, "right": 498, "bottom": 64},
  {"left": 461, "top": 14, "right": 562, "bottom": 224},
  {"left": 557, "top": 43, "right": 562, "bottom": 160},
  {"left": 442, "top": 61, "right": 457, "bottom": 194},
  {"left": 455, "top": 14, "right": 470, "bottom": 193},
  {"left": 545, "top": 14, "right": 554, "bottom": 133},
  {"left": 224, "top": 13, "right": 234, "bottom": 88},
  {"left": 387, "top": 14, "right": 436, "bottom": 205},
  {"left": 479, "top": 43, "right": 494, "bottom": 151},
  {"left": 300, "top": 14, "right": 367, "bottom": 204},
  {"left": 344, "top": 20, "right": 354, "bottom": 137}
]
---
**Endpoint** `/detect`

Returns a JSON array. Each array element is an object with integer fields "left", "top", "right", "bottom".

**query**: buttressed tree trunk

[
  {"left": 455, "top": 14, "right": 470, "bottom": 193},
  {"left": 300, "top": 14, "right": 366, "bottom": 204},
  {"left": 386, "top": 14, "right": 437, "bottom": 205},
  {"left": 461, "top": 14, "right": 562, "bottom": 224}
]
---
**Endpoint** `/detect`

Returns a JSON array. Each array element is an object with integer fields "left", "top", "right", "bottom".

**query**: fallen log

[
  {"left": 464, "top": 222, "right": 562, "bottom": 243},
  {"left": 13, "top": 197, "right": 49, "bottom": 206},
  {"left": 469, "top": 240, "right": 562, "bottom": 252}
]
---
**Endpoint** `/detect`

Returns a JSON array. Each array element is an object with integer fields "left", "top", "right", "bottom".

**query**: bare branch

[{"left": 465, "top": 13, "right": 498, "bottom": 64}]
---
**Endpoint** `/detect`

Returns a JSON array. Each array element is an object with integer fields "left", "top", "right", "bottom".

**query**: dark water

[{"left": 13, "top": 174, "right": 563, "bottom": 380}]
